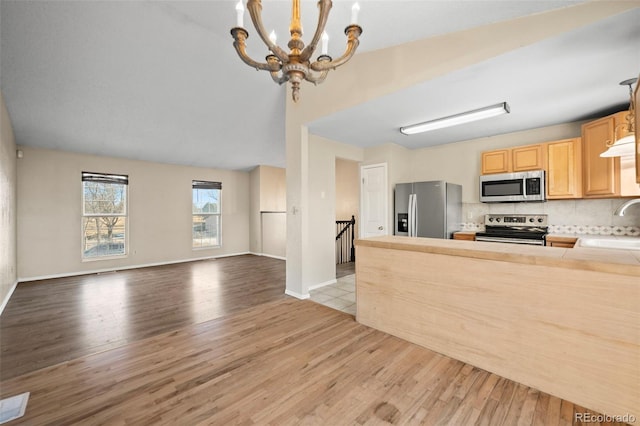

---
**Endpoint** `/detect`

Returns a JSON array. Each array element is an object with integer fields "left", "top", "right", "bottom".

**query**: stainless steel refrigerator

[{"left": 394, "top": 181, "right": 462, "bottom": 238}]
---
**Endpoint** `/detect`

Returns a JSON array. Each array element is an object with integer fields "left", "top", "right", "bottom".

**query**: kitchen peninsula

[{"left": 355, "top": 236, "right": 639, "bottom": 420}]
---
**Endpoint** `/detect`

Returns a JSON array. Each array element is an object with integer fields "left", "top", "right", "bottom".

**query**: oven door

[{"left": 475, "top": 235, "right": 545, "bottom": 245}]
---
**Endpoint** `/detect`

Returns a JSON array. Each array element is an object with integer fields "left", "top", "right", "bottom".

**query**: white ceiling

[{"left": 1, "top": 1, "right": 637, "bottom": 171}]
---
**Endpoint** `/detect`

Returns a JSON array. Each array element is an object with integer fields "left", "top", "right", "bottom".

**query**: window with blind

[
  {"left": 192, "top": 180, "right": 222, "bottom": 248},
  {"left": 82, "top": 172, "right": 128, "bottom": 259}
]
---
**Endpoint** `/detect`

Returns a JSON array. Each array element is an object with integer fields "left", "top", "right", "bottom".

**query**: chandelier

[{"left": 230, "top": 0, "right": 363, "bottom": 102}]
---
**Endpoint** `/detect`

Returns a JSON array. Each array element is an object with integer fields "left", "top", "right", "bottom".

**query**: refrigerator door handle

[
  {"left": 409, "top": 194, "right": 418, "bottom": 237},
  {"left": 414, "top": 193, "right": 418, "bottom": 236},
  {"left": 407, "top": 194, "right": 413, "bottom": 237}
]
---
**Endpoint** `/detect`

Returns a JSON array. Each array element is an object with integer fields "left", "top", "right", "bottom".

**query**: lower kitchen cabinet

[
  {"left": 453, "top": 232, "right": 476, "bottom": 241},
  {"left": 545, "top": 236, "right": 577, "bottom": 248}
]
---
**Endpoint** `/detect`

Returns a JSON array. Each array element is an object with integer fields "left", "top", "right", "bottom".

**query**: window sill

[{"left": 82, "top": 254, "right": 128, "bottom": 262}]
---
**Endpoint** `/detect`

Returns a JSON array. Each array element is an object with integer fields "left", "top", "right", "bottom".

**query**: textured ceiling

[{"left": 4, "top": 0, "right": 633, "bottom": 172}]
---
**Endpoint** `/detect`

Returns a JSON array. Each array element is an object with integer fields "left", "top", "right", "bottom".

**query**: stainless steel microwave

[{"left": 480, "top": 170, "right": 545, "bottom": 203}]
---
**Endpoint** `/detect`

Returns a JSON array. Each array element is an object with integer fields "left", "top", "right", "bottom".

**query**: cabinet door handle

[{"left": 378, "top": 226, "right": 383, "bottom": 230}]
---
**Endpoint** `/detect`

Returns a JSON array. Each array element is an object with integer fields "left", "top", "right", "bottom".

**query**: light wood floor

[
  {"left": 0, "top": 255, "right": 286, "bottom": 380},
  {"left": 0, "top": 256, "right": 626, "bottom": 424}
]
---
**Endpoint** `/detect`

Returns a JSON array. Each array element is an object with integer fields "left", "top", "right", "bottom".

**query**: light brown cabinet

[
  {"left": 512, "top": 144, "right": 544, "bottom": 172},
  {"left": 453, "top": 232, "right": 476, "bottom": 241},
  {"left": 545, "top": 236, "right": 577, "bottom": 248},
  {"left": 582, "top": 111, "right": 640, "bottom": 198},
  {"left": 582, "top": 114, "right": 619, "bottom": 197},
  {"left": 545, "top": 138, "right": 582, "bottom": 199},
  {"left": 481, "top": 144, "right": 543, "bottom": 175},
  {"left": 635, "top": 76, "right": 639, "bottom": 185},
  {"left": 481, "top": 149, "right": 511, "bottom": 174}
]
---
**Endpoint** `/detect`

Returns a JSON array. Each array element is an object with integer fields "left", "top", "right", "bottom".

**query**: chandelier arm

[
  {"left": 304, "top": 69, "right": 330, "bottom": 85},
  {"left": 309, "top": 25, "right": 361, "bottom": 72},
  {"left": 231, "top": 36, "right": 280, "bottom": 72},
  {"left": 246, "top": 0, "right": 290, "bottom": 63},
  {"left": 299, "top": 0, "right": 333, "bottom": 63}
]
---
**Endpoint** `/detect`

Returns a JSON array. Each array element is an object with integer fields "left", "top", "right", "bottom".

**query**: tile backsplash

[{"left": 461, "top": 198, "right": 640, "bottom": 236}]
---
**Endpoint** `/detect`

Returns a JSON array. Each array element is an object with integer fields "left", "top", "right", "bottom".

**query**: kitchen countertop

[{"left": 356, "top": 235, "right": 640, "bottom": 277}]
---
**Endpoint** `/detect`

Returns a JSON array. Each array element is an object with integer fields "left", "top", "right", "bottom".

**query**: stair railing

[{"left": 336, "top": 215, "right": 356, "bottom": 264}]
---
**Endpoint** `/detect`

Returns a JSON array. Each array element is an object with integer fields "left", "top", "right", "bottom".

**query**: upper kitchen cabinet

[
  {"left": 481, "top": 144, "right": 543, "bottom": 175},
  {"left": 545, "top": 138, "right": 582, "bottom": 199},
  {"left": 512, "top": 144, "right": 544, "bottom": 172},
  {"left": 636, "top": 76, "right": 639, "bottom": 185},
  {"left": 582, "top": 111, "right": 640, "bottom": 198},
  {"left": 481, "top": 149, "right": 511, "bottom": 174}
]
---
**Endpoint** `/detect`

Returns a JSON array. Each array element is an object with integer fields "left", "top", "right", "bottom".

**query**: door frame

[{"left": 360, "top": 162, "right": 389, "bottom": 238}]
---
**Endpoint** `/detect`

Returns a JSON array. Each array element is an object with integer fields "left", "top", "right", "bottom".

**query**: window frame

[
  {"left": 81, "top": 172, "right": 129, "bottom": 261},
  {"left": 192, "top": 180, "right": 222, "bottom": 250}
]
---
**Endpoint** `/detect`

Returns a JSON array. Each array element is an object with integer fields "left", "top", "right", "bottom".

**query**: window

[
  {"left": 82, "top": 172, "right": 128, "bottom": 259},
  {"left": 192, "top": 180, "right": 221, "bottom": 248}
]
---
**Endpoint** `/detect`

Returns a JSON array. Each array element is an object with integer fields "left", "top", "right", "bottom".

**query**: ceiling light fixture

[
  {"left": 600, "top": 78, "right": 637, "bottom": 158},
  {"left": 400, "top": 102, "right": 511, "bottom": 136},
  {"left": 230, "top": 0, "right": 363, "bottom": 103}
]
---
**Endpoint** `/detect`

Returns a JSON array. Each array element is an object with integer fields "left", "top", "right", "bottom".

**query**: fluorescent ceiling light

[{"left": 400, "top": 102, "right": 510, "bottom": 135}]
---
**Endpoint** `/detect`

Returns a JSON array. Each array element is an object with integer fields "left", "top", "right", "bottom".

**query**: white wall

[
  {"left": 306, "top": 134, "right": 363, "bottom": 291},
  {"left": 16, "top": 146, "right": 251, "bottom": 280},
  {"left": 0, "top": 92, "right": 17, "bottom": 310},
  {"left": 335, "top": 158, "right": 359, "bottom": 222}
]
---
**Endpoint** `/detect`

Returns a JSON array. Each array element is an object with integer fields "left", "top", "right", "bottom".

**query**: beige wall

[
  {"left": 249, "top": 165, "right": 286, "bottom": 258},
  {"left": 249, "top": 166, "right": 261, "bottom": 254},
  {"left": 261, "top": 212, "right": 286, "bottom": 259},
  {"left": 259, "top": 166, "right": 286, "bottom": 212},
  {"left": 16, "top": 146, "right": 250, "bottom": 280},
  {"left": 335, "top": 158, "right": 359, "bottom": 225},
  {"left": 284, "top": 3, "right": 638, "bottom": 297},
  {"left": 0, "top": 92, "right": 17, "bottom": 310}
]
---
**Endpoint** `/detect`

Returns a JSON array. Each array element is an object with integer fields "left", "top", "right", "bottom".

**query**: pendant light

[{"left": 600, "top": 78, "right": 637, "bottom": 157}]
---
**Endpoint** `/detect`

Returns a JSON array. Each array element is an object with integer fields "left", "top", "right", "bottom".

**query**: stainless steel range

[{"left": 475, "top": 214, "right": 548, "bottom": 246}]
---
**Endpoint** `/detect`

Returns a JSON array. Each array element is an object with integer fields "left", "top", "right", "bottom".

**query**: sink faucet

[{"left": 614, "top": 198, "right": 640, "bottom": 216}]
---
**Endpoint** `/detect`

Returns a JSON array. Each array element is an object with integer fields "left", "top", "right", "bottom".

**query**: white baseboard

[
  {"left": 0, "top": 280, "right": 19, "bottom": 316},
  {"left": 285, "top": 289, "right": 310, "bottom": 300},
  {"left": 308, "top": 279, "right": 337, "bottom": 291},
  {"left": 249, "top": 252, "right": 286, "bottom": 261},
  {"left": 17, "top": 252, "right": 253, "bottom": 283}
]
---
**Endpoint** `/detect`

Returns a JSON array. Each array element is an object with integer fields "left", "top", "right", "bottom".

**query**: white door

[{"left": 360, "top": 163, "right": 388, "bottom": 238}]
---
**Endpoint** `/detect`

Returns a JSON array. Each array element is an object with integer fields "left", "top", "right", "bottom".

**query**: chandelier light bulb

[
  {"left": 269, "top": 30, "right": 277, "bottom": 44},
  {"left": 351, "top": 3, "right": 360, "bottom": 25},
  {"left": 235, "top": 1, "right": 244, "bottom": 28},
  {"left": 321, "top": 31, "right": 329, "bottom": 55}
]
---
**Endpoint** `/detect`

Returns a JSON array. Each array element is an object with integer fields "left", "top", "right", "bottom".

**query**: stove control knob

[
  {"left": 537, "top": 218, "right": 544, "bottom": 223},
  {"left": 529, "top": 218, "right": 534, "bottom": 223},
  {"left": 496, "top": 218, "right": 501, "bottom": 222},
  {"left": 488, "top": 217, "right": 494, "bottom": 222}
]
